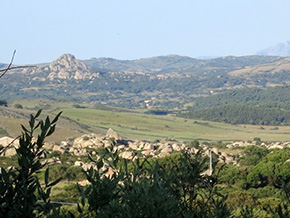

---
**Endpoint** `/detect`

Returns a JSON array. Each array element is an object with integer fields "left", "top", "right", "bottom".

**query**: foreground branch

[{"left": 0, "top": 50, "right": 36, "bottom": 78}]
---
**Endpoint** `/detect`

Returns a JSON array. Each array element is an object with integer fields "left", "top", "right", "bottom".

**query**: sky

[{"left": 1, "top": 0, "right": 290, "bottom": 64}]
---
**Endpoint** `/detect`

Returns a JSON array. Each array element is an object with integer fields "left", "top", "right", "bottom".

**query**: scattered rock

[
  {"left": 106, "top": 128, "right": 122, "bottom": 142},
  {"left": 74, "top": 161, "right": 83, "bottom": 166},
  {"left": 120, "top": 151, "right": 135, "bottom": 159}
]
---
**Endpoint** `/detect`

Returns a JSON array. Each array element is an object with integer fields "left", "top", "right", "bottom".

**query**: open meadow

[{"left": 1, "top": 99, "right": 290, "bottom": 143}]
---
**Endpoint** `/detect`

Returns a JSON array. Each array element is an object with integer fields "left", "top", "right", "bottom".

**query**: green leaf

[
  {"left": 68, "top": 211, "right": 76, "bottom": 218},
  {"left": 84, "top": 186, "right": 91, "bottom": 195},
  {"left": 45, "top": 116, "right": 51, "bottom": 129},
  {"left": 46, "top": 125, "right": 56, "bottom": 137},
  {"left": 81, "top": 195, "right": 85, "bottom": 207},
  {"left": 45, "top": 168, "right": 49, "bottom": 186},
  {"left": 34, "top": 122, "right": 40, "bottom": 130},
  {"left": 77, "top": 203, "right": 83, "bottom": 214},
  {"left": 97, "top": 160, "right": 104, "bottom": 170},
  {"left": 29, "top": 115, "right": 35, "bottom": 129},
  {"left": 21, "top": 124, "right": 29, "bottom": 133},
  {"left": 35, "top": 109, "right": 42, "bottom": 118},
  {"left": 76, "top": 184, "right": 83, "bottom": 193},
  {"left": 47, "top": 177, "right": 62, "bottom": 187},
  {"left": 37, "top": 135, "right": 44, "bottom": 148},
  {"left": 51, "top": 111, "right": 62, "bottom": 124}
]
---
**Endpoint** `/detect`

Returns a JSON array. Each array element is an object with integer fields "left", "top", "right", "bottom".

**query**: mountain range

[{"left": 0, "top": 52, "right": 290, "bottom": 110}]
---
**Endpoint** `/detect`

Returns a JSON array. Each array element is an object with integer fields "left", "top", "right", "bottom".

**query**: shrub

[
  {"left": 0, "top": 99, "right": 7, "bottom": 107},
  {"left": 14, "top": 103, "right": 23, "bottom": 109},
  {"left": 0, "top": 110, "right": 62, "bottom": 217},
  {"left": 73, "top": 104, "right": 86, "bottom": 109},
  {"left": 76, "top": 147, "right": 231, "bottom": 217},
  {"left": 82, "top": 136, "right": 89, "bottom": 141},
  {"left": 189, "top": 140, "right": 200, "bottom": 149}
]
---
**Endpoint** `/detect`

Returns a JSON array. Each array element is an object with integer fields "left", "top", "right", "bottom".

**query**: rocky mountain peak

[
  {"left": 50, "top": 54, "right": 87, "bottom": 72},
  {"left": 50, "top": 54, "right": 78, "bottom": 67},
  {"left": 21, "top": 53, "right": 97, "bottom": 80},
  {"left": 47, "top": 54, "right": 95, "bottom": 80},
  {"left": 58, "top": 53, "right": 76, "bottom": 61}
]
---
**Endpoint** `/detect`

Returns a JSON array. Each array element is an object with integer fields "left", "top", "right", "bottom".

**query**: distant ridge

[
  {"left": 1, "top": 52, "right": 290, "bottom": 109},
  {"left": 256, "top": 41, "right": 290, "bottom": 56}
]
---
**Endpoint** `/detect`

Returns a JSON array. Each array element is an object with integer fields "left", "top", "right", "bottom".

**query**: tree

[
  {"left": 0, "top": 110, "right": 62, "bottom": 217},
  {"left": 14, "top": 103, "right": 23, "bottom": 109},
  {"left": 0, "top": 99, "right": 7, "bottom": 107},
  {"left": 239, "top": 145, "right": 269, "bottom": 166}
]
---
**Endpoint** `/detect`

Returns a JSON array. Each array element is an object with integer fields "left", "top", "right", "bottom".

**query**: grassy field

[{"left": 2, "top": 99, "right": 290, "bottom": 143}]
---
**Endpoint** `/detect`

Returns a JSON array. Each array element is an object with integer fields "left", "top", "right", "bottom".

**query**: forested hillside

[{"left": 180, "top": 86, "right": 290, "bottom": 125}]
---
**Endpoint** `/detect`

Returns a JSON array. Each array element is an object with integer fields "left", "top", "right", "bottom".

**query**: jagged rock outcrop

[
  {"left": 22, "top": 53, "right": 99, "bottom": 80},
  {"left": 106, "top": 128, "right": 122, "bottom": 142},
  {"left": 47, "top": 54, "right": 94, "bottom": 80}
]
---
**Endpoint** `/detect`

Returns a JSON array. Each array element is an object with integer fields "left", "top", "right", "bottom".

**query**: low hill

[
  {"left": 84, "top": 54, "right": 201, "bottom": 74},
  {"left": 180, "top": 86, "right": 290, "bottom": 125},
  {"left": 84, "top": 55, "right": 281, "bottom": 75}
]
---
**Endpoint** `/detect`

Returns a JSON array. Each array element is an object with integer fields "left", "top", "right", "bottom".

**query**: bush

[
  {"left": 189, "top": 140, "right": 200, "bottom": 149},
  {"left": 0, "top": 110, "right": 62, "bottom": 217},
  {"left": 145, "top": 109, "right": 168, "bottom": 115},
  {"left": 73, "top": 104, "right": 86, "bottom": 109},
  {"left": 14, "top": 103, "right": 23, "bottom": 109},
  {"left": 82, "top": 136, "right": 89, "bottom": 141},
  {"left": 76, "top": 147, "right": 231, "bottom": 217},
  {"left": 0, "top": 99, "right": 7, "bottom": 107}
]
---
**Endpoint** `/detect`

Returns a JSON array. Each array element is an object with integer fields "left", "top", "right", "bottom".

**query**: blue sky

[{"left": 1, "top": 0, "right": 290, "bottom": 64}]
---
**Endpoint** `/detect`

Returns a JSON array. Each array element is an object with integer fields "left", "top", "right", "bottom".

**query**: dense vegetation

[
  {"left": 0, "top": 110, "right": 62, "bottom": 217},
  {"left": 190, "top": 86, "right": 290, "bottom": 110},
  {"left": 180, "top": 86, "right": 290, "bottom": 125},
  {"left": 0, "top": 111, "right": 290, "bottom": 217},
  {"left": 181, "top": 104, "right": 290, "bottom": 125}
]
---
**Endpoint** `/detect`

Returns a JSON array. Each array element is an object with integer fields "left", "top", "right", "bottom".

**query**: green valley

[{"left": 2, "top": 99, "right": 290, "bottom": 143}]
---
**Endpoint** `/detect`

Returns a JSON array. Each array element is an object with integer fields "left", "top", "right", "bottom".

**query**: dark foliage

[
  {"left": 180, "top": 86, "right": 290, "bottom": 125},
  {"left": 0, "top": 110, "right": 62, "bottom": 217}
]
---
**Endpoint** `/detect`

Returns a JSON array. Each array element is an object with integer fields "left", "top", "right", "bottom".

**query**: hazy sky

[{"left": 1, "top": 0, "right": 290, "bottom": 64}]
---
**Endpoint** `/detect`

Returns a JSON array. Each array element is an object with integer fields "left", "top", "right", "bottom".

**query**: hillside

[
  {"left": 84, "top": 55, "right": 281, "bottom": 75},
  {"left": 180, "top": 86, "right": 290, "bottom": 125},
  {"left": 84, "top": 55, "right": 202, "bottom": 74},
  {"left": 1, "top": 53, "right": 290, "bottom": 110}
]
